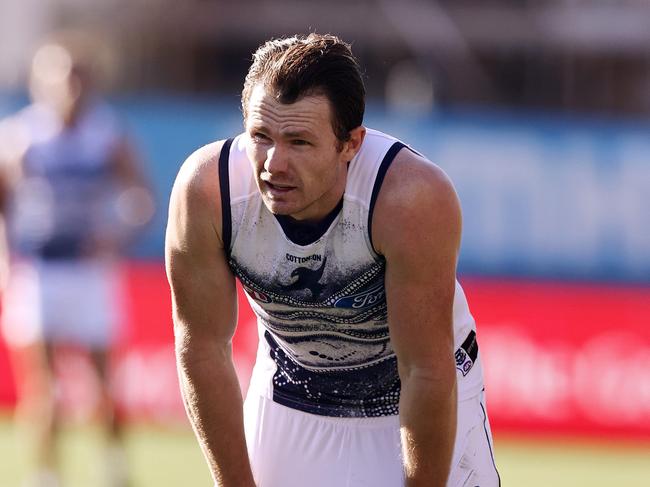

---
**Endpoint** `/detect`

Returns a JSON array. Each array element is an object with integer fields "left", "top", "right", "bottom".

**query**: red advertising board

[
  {"left": 1, "top": 264, "right": 649, "bottom": 440},
  {"left": 463, "top": 277, "right": 650, "bottom": 440}
]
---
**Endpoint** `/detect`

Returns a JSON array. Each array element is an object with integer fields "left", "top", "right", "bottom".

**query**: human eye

[
  {"left": 251, "top": 131, "right": 270, "bottom": 143},
  {"left": 291, "top": 139, "right": 310, "bottom": 146}
]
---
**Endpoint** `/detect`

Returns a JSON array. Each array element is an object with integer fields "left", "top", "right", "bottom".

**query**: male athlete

[
  {"left": 166, "top": 34, "right": 499, "bottom": 487},
  {"left": 0, "top": 33, "right": 153, "bottom": 487}
]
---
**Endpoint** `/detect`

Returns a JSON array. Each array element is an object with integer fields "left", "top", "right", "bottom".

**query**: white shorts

[
  {"left": 1, "top": 259, "right": 122, "bottom": 348},
  {"left": 241, "top": 390, "right": 499, "bottom": 487}
]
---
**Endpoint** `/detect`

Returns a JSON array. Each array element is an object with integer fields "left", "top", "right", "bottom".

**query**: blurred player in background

[
  {"left": 166, "top": 33, "right": 499, "bottom": 487},
  {"left": 0, "top": 31, "right": 154, "bottom": 487}
]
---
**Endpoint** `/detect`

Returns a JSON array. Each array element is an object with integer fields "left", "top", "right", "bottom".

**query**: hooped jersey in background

[
  {"left": 220, "top": 128, "right": 484, "bottom": 417},
  {"left": 6, "top": 101, "right": 123, "bottom": 260}
]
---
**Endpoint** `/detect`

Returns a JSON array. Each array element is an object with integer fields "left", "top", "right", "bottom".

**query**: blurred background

[{"left": 0, "top": 0, "right": 649, "bottom": 486}]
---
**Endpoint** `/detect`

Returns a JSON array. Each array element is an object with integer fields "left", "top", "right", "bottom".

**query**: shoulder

[
  {"left": 371, "top": 146, "right": 461, "bottom": 257},
  {"left": 0, "top": 106, "right": 33, "bottom": 148},
  {"left": 168, "top": 140, "right": 229, "bottom": 244},
  {"left": 173, "top": 140, "right": 226, "bottom": 198},
  {"left": 1, "top": 104, "right": 55, "bottom": 138},
  {"left": 0, "top": 106, "right": 39, "bottom": 172}
]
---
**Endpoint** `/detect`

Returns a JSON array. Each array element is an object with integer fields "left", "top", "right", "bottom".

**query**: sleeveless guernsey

[
  {"left": 221, "top": 128, "right": 484, "bottom": 418},
  {"left": 8, "top": 101, "right": 122, "bottom": 259}
]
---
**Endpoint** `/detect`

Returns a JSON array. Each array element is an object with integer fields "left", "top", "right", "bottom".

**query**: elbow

[
  {"left": 398, "top": 358, "right": 457, "bottom": 395},
  {"left": 173, "top": 321, "right": 231, "bottom": 372}
]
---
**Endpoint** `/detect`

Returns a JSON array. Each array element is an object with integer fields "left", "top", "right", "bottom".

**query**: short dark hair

[{"left": 242, "top": 33, "right": 365, "bottom": 142}]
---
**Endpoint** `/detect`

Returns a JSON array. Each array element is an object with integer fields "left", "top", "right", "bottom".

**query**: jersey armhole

[
  {"left": 218, "top": 138, "right": 234, "bottom": 258},
  {"left": 367, "top": 141, "right": 406, "bottom": 255}
]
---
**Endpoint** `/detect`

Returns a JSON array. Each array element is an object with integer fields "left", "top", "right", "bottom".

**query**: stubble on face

[{"left": 244, "top": 85, "right": 348, "bottom": 222}]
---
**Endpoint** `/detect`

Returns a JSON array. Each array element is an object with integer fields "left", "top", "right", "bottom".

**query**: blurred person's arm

[
  {"left": 0, "top": 160, "right": 11, "bottom": 290},
  {"left": 372, "top": 149, "right": 460, "bottom": 487},
  {"left": 112, "top": 134, "right": 154, "bottom": 205},
  {"left": 91, "top": 134, "right": 156, "bottom": 257},
  {"left": 165, "top": 141, "right": 256, "bottom": 487},
  {"left": 0, "top": 204, "right": 10, "bottom": 291},
  {"left": 0, "top": 117, "right": 27, "bottom": 289}
]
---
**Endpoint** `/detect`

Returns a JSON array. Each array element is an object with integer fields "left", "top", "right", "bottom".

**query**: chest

[{"left": 230, "top": 197, "right": 378, "bottom": 304}]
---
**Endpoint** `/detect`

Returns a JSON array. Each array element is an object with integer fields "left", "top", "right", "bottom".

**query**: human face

[
  {"left": 30, "top": 43, "right": 90, "bottom": 124},
  {"left": 245, "top": 84, "right": 364, "bottom": 222}
]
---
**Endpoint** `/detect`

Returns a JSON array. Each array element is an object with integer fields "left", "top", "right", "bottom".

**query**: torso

[
  {"left": 8, "top": 102, "right": 121, "bottom": 259},
  {"left": 221, "top": 129, "right": 484, "bottom": 417}
]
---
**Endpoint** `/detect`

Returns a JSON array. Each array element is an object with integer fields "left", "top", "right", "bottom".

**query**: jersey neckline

[{"left": 273, "top": 197, "right": 344, "bottom": 246}]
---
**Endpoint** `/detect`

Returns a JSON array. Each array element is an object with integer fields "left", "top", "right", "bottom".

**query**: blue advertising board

[{"left": 2, "top": 93, "right": 648, "bottom": 282}]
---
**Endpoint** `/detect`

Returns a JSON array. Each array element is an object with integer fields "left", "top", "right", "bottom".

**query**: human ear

[{"left": 341, "top": 126, "right": 366, "bottom": 161}]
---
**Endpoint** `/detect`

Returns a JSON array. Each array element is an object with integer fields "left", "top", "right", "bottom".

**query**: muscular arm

[
  {"left": 373, "top": 150, "right": 461, "bottom": 487},
  {"left": 165, "top": 141, "right": 255, "bottom": 487}
]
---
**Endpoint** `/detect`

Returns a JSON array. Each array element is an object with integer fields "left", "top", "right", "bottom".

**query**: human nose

[{"left": 263, "top": 145, "right": 289, "bottom": 174}]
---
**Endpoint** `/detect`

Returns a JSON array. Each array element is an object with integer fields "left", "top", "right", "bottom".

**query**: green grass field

[{"left": 1, "top": 416, "right": 649, "bottom": 487}]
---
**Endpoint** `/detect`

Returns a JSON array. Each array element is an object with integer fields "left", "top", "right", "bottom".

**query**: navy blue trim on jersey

[
  {"left": 265, "top": 331, "right": 401, "bottom": 417},
  {"left": 368, "top": 141, "right": 406, "bottom": 254},
  {"left": 218, "top": 138, "right": 234, "bottom": 256},
  {"left": 480, "top": 393, "right": 501, "bottom": 487},
  {"left": 275, "top": 198, "right": 344, "bottom": 246}
]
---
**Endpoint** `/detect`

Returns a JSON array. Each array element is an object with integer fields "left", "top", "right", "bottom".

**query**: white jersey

[
  {"left": 221, "top": 128, "right": 484, "bottom": 417},
  {"left": 7, "top": 101, "right": 122, "bottom": 259}
]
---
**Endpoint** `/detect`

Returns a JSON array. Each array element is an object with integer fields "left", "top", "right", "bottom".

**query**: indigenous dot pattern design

[
  {"left": 265, "top": 331, "right": 400, "bottom": 417},
  {"left": 231, "top": 258, "right": 401, "bottom": 417},
  {"left": 225, "top": 130, "right": 415, "bottom": 418},
  {"left": 224, "top": 128, "right": 485, "bottom": 417}
]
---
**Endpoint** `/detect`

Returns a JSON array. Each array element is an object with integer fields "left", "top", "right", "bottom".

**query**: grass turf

[{"left": 1, "top": 416, "right": 649, "bottom": 486}]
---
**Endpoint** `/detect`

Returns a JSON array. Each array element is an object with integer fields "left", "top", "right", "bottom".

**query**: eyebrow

[
  {"left": 247, "top": 122, "right": 315, "bottom": 139},
  {"left": 246, "top": 121, "right": 267, "bottom": 131},
  {"left": 280, "top": 129, "right": 314, "bottom": 139}
]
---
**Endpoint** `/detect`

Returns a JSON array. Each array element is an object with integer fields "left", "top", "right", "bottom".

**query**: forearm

[
  {"left": 399, "top": 369, "right": 457, "bottom": 487},
  {"left": 176, "top": 341, "right": 255, "bottom": 487}
]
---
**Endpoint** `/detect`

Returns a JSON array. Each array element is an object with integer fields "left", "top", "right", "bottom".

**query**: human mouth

[{"left": 265, "top": 181, "right": 296, "bottom": 196}]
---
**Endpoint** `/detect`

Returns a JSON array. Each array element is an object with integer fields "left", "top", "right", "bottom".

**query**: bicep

[
  {"left": 165, "top": 149, "right": 237, "bottom": 348},
  {"left": 166, "top": 237, "right": 237, "bottom": 348},
  {"left": 377, "top": 156, "right": 461, "bottom": 373},
  {"left": 384, "top": 240, "right": 457, "bottom": 374}
]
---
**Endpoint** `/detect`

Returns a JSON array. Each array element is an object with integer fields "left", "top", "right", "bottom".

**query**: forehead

[{"left": 245, "top": 84, "right": 334, "bottom": 136}]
